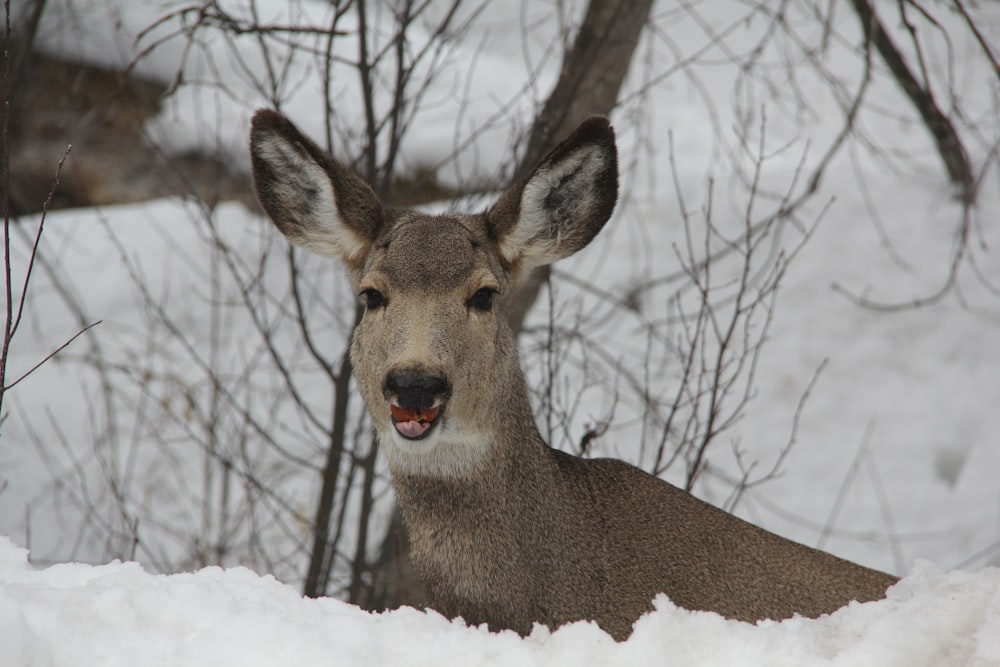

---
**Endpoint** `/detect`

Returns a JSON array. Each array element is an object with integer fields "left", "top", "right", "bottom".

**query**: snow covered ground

[
  {"left": 3, "top": 0, "right": 1000, "bottom": 663},
  {"left": 2, "top": 537, "right": 999, "bottom": 666}
]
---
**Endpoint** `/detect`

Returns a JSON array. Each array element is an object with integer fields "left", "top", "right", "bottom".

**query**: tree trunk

[
  {"left": 505, "top": 0, "right": 655, "bottom": 333},
  {"left": 366, "top": 0, "right": 655, "bottom": 613},
  {"left": 848, "top": 0, "right": 975, "bottom": 203},
  {"left": 302, "top": 307, "right": 361, "bottom": 599}
]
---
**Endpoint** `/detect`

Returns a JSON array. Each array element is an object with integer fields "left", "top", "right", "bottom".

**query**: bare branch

[{"left": 4, "top": 319, "right": 101, "bottom": 391}]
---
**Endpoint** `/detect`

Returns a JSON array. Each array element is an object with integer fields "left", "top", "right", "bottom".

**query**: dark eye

[
  {"left": 468, "top": 287, "right": 497, "bottom": 312},
  {"left": 360, "top": 288, "right": 386, "bottom": 311}
]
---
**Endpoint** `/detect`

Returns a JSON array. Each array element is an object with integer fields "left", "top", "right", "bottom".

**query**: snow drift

[{"left": 1, "top": 537, "right": 998, "bottom": 666}]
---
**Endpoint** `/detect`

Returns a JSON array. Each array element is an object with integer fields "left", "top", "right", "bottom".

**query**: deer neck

[
  {"left": 390, "top": 401, "right": 552, "bottom": 573},
  {"left": 388, "top": 369, "right": 566, "bottom": 628}
]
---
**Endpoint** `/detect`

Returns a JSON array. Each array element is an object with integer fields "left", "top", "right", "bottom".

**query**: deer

[{"left": 249, "top": 109, "right": 898, "bottom": 642}]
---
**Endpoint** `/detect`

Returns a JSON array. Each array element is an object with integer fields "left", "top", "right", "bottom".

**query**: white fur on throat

[{"left": 378, "top": 421, "right": 493, "bottom": 478}]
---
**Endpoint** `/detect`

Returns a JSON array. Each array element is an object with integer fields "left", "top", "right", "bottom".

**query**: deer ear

[
  {"left": 487, "top": 116, "right": 618, "bottom": 278},
  {"left": 250, "top": 109, "right": 383, "bottom": 274}
]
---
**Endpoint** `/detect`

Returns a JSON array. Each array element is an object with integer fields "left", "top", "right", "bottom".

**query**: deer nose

[{"left": 384, "top": 372, "right": 450, "bottom": 411}]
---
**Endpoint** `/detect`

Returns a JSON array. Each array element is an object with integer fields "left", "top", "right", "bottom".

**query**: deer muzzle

[{"left": 384, "top": 372, "right": 451, "bottom": 440}]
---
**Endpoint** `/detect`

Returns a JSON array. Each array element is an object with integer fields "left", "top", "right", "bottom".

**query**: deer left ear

[
  {"left": 250, "top": 109, "right": 384, "bottom": 277},
  {"left": 487, "top": 116, "right": 618, "bottom": 278}
]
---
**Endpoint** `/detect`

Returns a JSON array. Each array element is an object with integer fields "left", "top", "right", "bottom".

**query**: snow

[
  {"left": 3, "top": 0, "right": 1000, "bottom": 663},
  {"left": 1, "top": 536, "right": 998, "bottom": 666}
]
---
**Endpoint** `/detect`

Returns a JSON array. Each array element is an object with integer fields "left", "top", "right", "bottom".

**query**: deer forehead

[{"left": 364, "top": 214, "right": 506, "bottom": 292}]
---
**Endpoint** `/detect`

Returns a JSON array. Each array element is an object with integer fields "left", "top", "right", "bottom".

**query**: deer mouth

[{"left": 390, "top": 403, "right": 443, "bottom": 440}]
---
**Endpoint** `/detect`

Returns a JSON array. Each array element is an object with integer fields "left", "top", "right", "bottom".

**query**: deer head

[{"left": 250, "top": 110, "right": 618, "bottom": 477}]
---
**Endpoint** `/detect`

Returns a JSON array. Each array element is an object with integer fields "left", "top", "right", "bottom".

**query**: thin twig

[
  {"left": 4, "top": 320, "right": 102, "bottom": 391},
  {"left": 818, "top": 418, "right": 877, "bottom": 549}
]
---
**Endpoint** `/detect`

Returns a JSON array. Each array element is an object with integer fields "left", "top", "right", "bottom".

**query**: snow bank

[{"left": 1, "top": 536, "right": 997, "bottom": 667}]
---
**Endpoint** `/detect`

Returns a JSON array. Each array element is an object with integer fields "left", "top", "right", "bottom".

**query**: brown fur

[{"left": 250, "top": 109, "right": 897, "bottom": 641}]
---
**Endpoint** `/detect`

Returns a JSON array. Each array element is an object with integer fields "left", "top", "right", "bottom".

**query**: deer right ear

[
  {"left": 487, "top": 116, "right": 618, "bottom": 281},
  {"left": 250, "top": 109, "right": 383, "bottom": 274}
]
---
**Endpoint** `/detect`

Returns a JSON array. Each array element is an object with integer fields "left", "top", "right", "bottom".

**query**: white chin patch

[{"left": 378, "top": 422, "right": 491, "bottom": 478}]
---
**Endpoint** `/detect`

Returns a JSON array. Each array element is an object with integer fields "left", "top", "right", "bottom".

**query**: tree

[
  {"left": 1, "top": 0, "right": 91, "bottom": 427},
  {"left": 849, "top": 0, "right": 974, "bottom": 203}
]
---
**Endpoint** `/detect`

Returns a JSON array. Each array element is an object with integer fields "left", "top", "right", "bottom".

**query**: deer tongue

[{"left": 390, "top": 404, "right": 440, "bottom": 439}]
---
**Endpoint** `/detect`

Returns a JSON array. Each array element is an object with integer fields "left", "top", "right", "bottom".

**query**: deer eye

[
  {"left": 360, "top": 288, "right": 386, "bottom": 311},
  {"left": 468, "top": 287, "right": 497, "bottom": 312}
]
